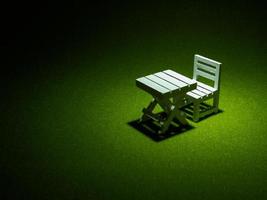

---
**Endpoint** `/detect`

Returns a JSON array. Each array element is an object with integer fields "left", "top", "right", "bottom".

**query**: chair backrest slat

[{"left": 193, "top": 55, "right": 221, "bottom": 90}]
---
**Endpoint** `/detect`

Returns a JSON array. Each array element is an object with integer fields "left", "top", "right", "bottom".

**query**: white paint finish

[
  {"left": 154, "top": 72, "right": 187, "bottom": 88},
  {"left": 136, "top": 77, "right": 170, "bottom": 94},
  {"left": 193, "top": 54, "right": 221, "bottom": 90},
  {"left": 190, "top": 89, "right": 206, "bottom": 97},
  {"left": 195, "top": 54, "right": 221, "bottom": 66},
  {"left": 136, "top": 69, "right": 197, "bottom": 132},
  {"left": 197, "top": 81, "right": 217, "bottom": 93},
  {"left": 187, "top": 91, "right": 201, "bottom": 99},
  {"left": 196, "top": 86, "right": 211, "bottom": 95},
  {"left": 189, "top": 54, "right": 222, "bottom": 121},
  {"left": 196, "top": 62, "right": 217, "bottom": 74},
  {"left": 163, "top": 69, "right": 196, "bottom": 85},
  {"left": 196, "top": 69, "right": 216, "bottom": 81},
  {"left": 146, "top": 74, "right": 179, "bottom": 91}
]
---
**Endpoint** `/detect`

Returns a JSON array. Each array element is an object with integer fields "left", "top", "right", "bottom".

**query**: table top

[{"left": 136, "top": 69, "right": 197, "bottom": 97}]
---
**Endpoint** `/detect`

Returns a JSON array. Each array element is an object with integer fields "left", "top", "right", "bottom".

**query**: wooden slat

[
  {"left": 187, "top": 91, "right": 201, "bottom": 99},
  {"left": 196, "top": 86, "right": 212, "bottom": 95},
  {"left": 146, "top": 74, "right": 179, "bottom": 91},
  {"left": 197, "top": 81, "right": 217, "bottom": 93},
  {"left": 196, "top": 62, "right": 216, "bottom": 74},
  {"left": 195, "top": 54, "right": 221, "bottom": 67},
  {"left": 191, "top": 89, "right": 206, "bottom": 97},
  {"left": 154, "top": 72, "right": 187, "bottom": 88},
  {"left": 136, "top": 77, "right": 170, "bottom": 95},
  {"left": 196, "top": 69, "right": 216, "bottom": 81},
  {"left": 163, "top": 69, "right": 196, "bottom": 85}
]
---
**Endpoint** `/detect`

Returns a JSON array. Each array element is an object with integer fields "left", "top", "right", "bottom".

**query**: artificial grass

[{"left": 4, "top": 35, "right": 267, "bottom": 199}]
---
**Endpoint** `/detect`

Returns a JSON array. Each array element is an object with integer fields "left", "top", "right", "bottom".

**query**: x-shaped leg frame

[{"left": 139, "top": 92, "right": 188, "bottom": 134}]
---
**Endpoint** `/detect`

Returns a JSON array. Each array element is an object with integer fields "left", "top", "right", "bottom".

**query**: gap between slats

[
  {"left": 154, "top": 72, "right": 187, "bottom": 88},
  {"left": 196, "top": 69, "right": 216, "bottom": 81}
]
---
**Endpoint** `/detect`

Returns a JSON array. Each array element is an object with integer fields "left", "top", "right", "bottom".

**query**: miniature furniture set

[{"left": 136, "top": 55, "right": 222, "bottom": 134}]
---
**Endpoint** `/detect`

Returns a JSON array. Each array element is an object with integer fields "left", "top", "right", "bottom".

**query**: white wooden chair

[{"left": 186, "top": 55, "right": 222, "bottom": 121}]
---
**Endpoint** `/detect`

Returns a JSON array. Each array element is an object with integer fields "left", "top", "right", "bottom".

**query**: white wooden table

[{"left": 136, "top": 69, "right": 197, "bottom": 134}]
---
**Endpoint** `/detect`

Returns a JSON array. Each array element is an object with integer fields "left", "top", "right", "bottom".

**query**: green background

[{"left": 2, "top": 1, "right": 267, "bottom": 199}]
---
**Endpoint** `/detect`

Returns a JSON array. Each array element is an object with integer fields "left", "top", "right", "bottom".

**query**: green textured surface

[{"left": 2, "top": 2, "right": 267, "bottom": 200}]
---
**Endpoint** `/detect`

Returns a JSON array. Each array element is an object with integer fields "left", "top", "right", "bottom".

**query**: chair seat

[{"left": 186, "top": 81, "right": 217, "bottom": 100}]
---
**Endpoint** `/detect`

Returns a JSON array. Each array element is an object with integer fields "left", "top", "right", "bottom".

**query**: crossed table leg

[{"left": 139, "top": 93, "right": 188, "bottom": 134}]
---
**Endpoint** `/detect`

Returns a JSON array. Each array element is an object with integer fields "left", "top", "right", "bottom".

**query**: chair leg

[
  {"left": 213, "top": 94, "right": 219, "bottom": 113},
  {"left": 193, "top": 102, "right": 200, "bottom": 122}
]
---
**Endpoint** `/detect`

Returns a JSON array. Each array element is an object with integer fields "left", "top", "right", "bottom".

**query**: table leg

[
  {"left": 175, "top": 110, "right": 188, "bottom": 125},
  {"left": 157, "top": 96, "right": 172, "bottom": 114},
  {"left": 139, "top": 98, "right": 157, "bottom": 122},
  {"left": 158, "top": 105, "right": 177, "bottom": 134},
  {"left": 139, "top": 94, "right": 189, "bottom": 134}
]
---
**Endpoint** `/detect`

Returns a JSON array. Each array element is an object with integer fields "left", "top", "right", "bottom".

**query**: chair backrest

[{"left": 193, "top": 54, "right": 222, "bottom": 90}]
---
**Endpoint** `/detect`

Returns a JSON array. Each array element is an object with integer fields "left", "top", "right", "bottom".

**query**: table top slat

[
  {"left": 146, "top": 74, "right": 179, "bottom": 91},
  {"left": 136, "top": 70, "right": 198, "bottom": 97},
  {"left": 154, "top": 72, "right": 187, "bottom": 88},
  {"left": 136, "top": 77, "right": 170, "bottom": 95},
  {"left": 163, "top": 69, "right": 196, "bottom": 85}
]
